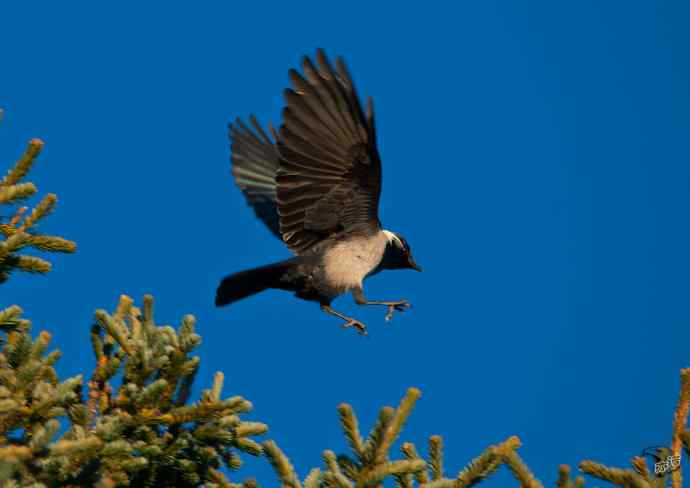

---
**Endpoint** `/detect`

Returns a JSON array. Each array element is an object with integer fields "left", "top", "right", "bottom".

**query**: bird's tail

[{"left": 215, "top": 259, "right": 296, "bottom": 307}]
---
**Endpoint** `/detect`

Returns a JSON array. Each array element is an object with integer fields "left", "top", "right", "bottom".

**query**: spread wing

[
  {"left": 276, "top": 49, "right": 381, "bottom": 255},
  {"left": 229, "top": 116, "right": 282, "bottom": 239}
]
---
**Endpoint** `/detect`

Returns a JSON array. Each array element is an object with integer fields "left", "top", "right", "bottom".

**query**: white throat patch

[{"left": 382, "top": 229, "right": 402, "bottom": 247}]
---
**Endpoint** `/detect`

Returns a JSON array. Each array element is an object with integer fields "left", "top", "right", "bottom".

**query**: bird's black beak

[{"left": 408, "top": 257, "right": 422, "bottom": 272}]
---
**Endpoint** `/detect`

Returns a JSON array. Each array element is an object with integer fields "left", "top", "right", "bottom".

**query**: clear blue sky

[{"left": 1, "top": 1, "right": 689, "bottom": 485}]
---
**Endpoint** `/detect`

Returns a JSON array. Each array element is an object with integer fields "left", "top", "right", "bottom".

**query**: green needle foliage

[
  {"left": 0, "top": 110, "right": 76, "bottom": 284},
  {"left": 261, "top": 384, "right": 690, "bottom": 488},
  {"left": 262, "top": 388, "right": 536, "bottom": 488},
  {"left": 6, "top": 298, "right": 690, "bottom": 488},
  {"left": 0, "top": 295, "right": 266, "bottom": 487}
]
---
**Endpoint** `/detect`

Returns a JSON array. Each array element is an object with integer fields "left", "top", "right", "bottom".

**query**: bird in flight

[{"left": 215, "top": 49, "right": 421, "bottom": 335}]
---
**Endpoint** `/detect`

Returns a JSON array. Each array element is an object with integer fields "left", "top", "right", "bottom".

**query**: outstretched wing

[
  {"left": 276, "top": 49, "right": 381, "bottom": 255},
  {"left": 229, "top": 116, "right": 282, "bottom": 239}
]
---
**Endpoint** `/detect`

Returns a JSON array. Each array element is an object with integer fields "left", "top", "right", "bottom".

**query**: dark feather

[
  {"left": 215, "top": 259, "right": 296, "bottom": 306},
  {"left": 229, "top": 116, "right": 282, "bottom": 239},
  {"left": 276, "top": 49, "right": 382, "bottom": 255}
]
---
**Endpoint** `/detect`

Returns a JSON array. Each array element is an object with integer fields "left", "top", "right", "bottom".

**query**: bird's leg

[
  {"left": 320, "top": 304, "right": 368, "bottom": 336},
  {"left": 352, "top": 288, "right": 412, "bottom": 322}
]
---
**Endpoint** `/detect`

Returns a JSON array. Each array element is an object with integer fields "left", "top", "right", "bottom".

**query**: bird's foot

[
  {"left": 341, "top": 318, "right": 368, "bottom": 336},
  {"left": 383, "top": 300, "right": 412, "bottom": 322}
]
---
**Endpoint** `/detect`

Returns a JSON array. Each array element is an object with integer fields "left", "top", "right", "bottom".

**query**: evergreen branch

[
  {"left": 114, "top": 294, "right": 134, "bottom": 320},
  {"left": 631, "top": 456, "right": 652, "bottom": 484},
  {"left": 175, "top": 357, "right": 199, "bottom": 406},
  {"left": 0, "top": 232, "right": 31, "bottom": 260},
  {"left": 1, "top": 139, "right": 43, "bottom": 187},
  {"left": 373, "top": 388, "right": 421, "bottom": 465},
  {"left": 26, "top": 235, "right": 76, "bottom": 253},
  {"left": 362, "top": 405, "right": 394, "bottom": 466},
  {"left": 337, "top": 453, "right": 361, "bottom": 480},
  {"left": 303, "top": 468, "right": 321, "bottom": 488},
  {"left": 425, "top": 480, "right": 461, "bottom": 488},
  {"left": 211, "top": 371, "right": 225, "bottom": 401},
  {"left": 338, "top": 403, "right": 365, "bottom": 461},
  {"left": 556, "top": 464, "right": 572, "bottom": 488},
  {"left": 324, "top": 449, "right": 353, "bottom": 487},
  {"left": 51, "top": 437, "right": 104, "bottom": 456},
  {"left": 429, "top": 435, "right": 444, "bottom": 480},
  {"left": 94, "top": 309, "right": 133, "bottom": 356},
  {"left": 90, "top": 323, "right": 104, "bottom": 360},
  {"left": 6, "top": 254, "right": 51, "bottom": 273},
  {"left": 579, "top": 461, "right": 650, "bottom": 488},
  {"left": 0, "top": 305, "right": 25, "bottom": 331},
  {"left": 400, "top": 442, "right": 428, "bottom": 484},
  {"left": 0, "top": 207, "right": 26, "bottom": 238},
  {"left": 1, "top": 295, "right": 267, "bottom": 487},
  {"left": 262, "top": 440, "right": 302, "bottom": 488},
  {"left": 29, "top": 330, "right": 52, "bottom": 360},
  {"left": 671, "top": 367, "right": 690, "bottom": 488},
  {"left": 0, "top": 123, "right": 74, "bottom": 285},
  {"left": 682, "top": 430, "right": 690, "bottom": 459},
  {"left": 143, "top": 294, "right": 155, "bottom": 326},
  {"left": 0, "top": 446, "right": 33, "bottom": 462},
  {"left": 357, "top": 459, "right": 426, "bottom": 488},
  {"left": 8, "top": 206, "right": 27, "bottom": 227},
  {"left": 236, "top": 422, "right": 269, "bottom": 438},
  {"left": 236, "top": 438, "right": 264, "bottom": 456},
  {"left": 455, "top": 436, "right": 520, "bottom": 488},
  {"left": 0, "top": 182, "right": 37, "bottom": 205},
  {"left": 394, "top": 472, "right": 413, "bottom": 488},
  {"left": 16, "top": 192, "right": 56, "bottom": 231},
  {"left": 456, "top": 449, "right": 497, "bottom": 488},
  {"left": 501, "top": 449, "right": 543, "bottom": 488}
]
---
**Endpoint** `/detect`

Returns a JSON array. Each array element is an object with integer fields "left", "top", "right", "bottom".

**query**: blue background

[{"left": 1, "top": 1, "right": 689, "bottom": 485}]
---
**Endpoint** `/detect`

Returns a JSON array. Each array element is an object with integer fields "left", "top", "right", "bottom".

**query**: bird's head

[{"left": 381, "top": 230, "right": 422, "bottom": 272}]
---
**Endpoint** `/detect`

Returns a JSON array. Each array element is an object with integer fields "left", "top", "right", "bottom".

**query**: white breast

[{"left": 321, "top": 231, "right": 388, "bottom": 294}]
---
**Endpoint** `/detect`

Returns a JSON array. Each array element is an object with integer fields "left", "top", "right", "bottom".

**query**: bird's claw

[
  {"left": 384, "top": 300, "right": 412, "bottom": 322},
  {"left": 342, "top": 319, "right": 368, "bottom": 336}
]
